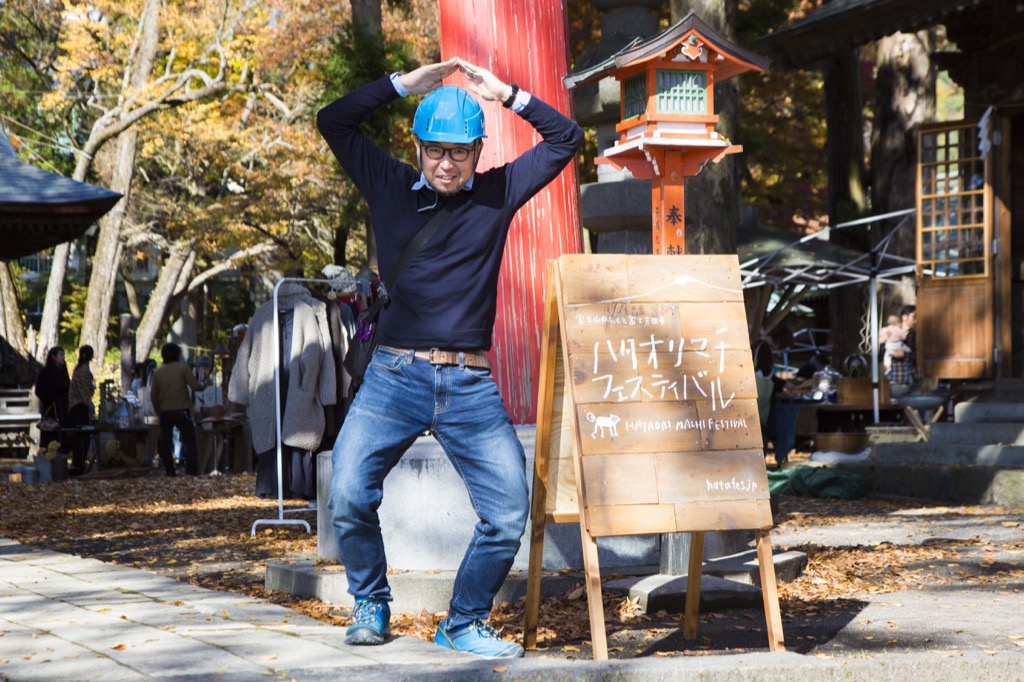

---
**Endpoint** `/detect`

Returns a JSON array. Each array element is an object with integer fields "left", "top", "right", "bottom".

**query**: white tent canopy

[{"left": 739, "top": 208, "right": 917, "bottom": 423}]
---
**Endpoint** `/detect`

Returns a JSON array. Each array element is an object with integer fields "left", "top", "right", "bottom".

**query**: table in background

[
  {"left": 60, "top": 423, "right": 151, "bottom": 472},
  {"left": 94, "top": 422, "right": 152, "bottom": 465},
  {"left": 197, "top": 415, "right": 249, "bottom": 474}
]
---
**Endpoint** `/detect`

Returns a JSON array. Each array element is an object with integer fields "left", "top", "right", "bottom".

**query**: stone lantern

[{"left": 567, "top": 13, "right": 769, "bottom": 255}]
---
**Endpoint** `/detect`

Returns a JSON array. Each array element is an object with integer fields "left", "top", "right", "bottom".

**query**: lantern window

[
  {"left": 656, "top": 69, "right": 706, "bottom": 115},
  {"left": 623, "top": 73, "right": 647, "bottom": 120}
]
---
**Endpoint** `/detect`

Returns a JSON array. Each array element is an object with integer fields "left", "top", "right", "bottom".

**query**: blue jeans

[{"left": 329, "top": 346, "right": 529, "bottom": 631}]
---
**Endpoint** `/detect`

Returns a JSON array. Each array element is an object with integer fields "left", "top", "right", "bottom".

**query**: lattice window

[
  {"left": 622, "top": 73, "right": 647, "bottom": 121},
  {"left": 656, "top": 69, "right": 706, "bottom": 115},
  {"left": 918, "top": 123, "right": 988, "bottom": 278}
]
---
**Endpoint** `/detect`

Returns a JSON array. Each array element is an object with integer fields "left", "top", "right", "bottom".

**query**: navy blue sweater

[{"left": 317, "top": 76, "right": 583, "bottom": 351}]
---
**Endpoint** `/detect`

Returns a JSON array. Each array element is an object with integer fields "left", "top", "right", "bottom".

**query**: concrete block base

[
  {"left": 265, "top": 559, "right": 583, "bottom": 614},
  {"left": 603, "top": 574, "right": 763, "bottom": 613},
  {"left": 316, "top": 426, "right": 659, "bottom": 572}
]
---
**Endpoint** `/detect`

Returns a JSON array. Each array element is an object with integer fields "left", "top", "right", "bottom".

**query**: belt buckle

[{"left": 428, "top": 348, "right": 447, "bottom": 364}]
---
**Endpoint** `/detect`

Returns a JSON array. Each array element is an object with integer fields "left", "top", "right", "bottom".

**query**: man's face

[
  {"left": 902, "top": 311, "right": 917, "bottom": 328},
  {"left": 416, "top": 139, "right": 481, "bottom": 196}
]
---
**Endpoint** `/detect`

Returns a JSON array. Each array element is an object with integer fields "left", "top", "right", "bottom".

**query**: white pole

[
  {"left": 870, "top": 267, "right": 880, "bottom": 424},
  {"left": 272, "top": 279, "right": 285, "bottom": 522}
]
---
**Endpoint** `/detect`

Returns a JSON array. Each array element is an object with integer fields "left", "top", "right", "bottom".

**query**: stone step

[
  {"left": 929, "top": 422, "right": 1024, "bottom": 445},
  {"left": 873, "top": 441, "right": 1024, "bottom": 468},
  {"left": 958, "top": 378, "right": 1024, "bottom": 395},
  {"left": 954, "top": 401, "right": 1024, "bottom": 424},
  {"left": 839, "top": 459, "right": 1024, "bottom": 506}
]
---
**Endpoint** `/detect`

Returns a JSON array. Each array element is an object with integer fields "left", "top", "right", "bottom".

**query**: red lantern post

[{"left": 567, "top": 14, "right": 770, "bottom": 255}]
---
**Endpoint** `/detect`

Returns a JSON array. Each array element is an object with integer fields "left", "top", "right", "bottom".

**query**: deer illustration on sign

[{"left": 586, "top": 412, "right": 621, "bottom": 439}]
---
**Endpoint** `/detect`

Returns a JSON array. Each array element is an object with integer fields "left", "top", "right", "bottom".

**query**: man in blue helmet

[{"left": 317, "top": 58, "right": 582, "bottom": 658}]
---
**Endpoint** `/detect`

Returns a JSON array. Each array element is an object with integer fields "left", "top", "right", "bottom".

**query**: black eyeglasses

[{"left": 422, "top": 145, "right": 475, "bottom": 162}]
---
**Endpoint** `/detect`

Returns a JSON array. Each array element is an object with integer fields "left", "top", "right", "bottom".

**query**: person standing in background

[
  {"left": 150, "top": 343, "right": 207, "bottom": 476},
  {"left": 34, "top": 347, "right": 70, "bottom": 455},
  {"left": 66, "top": 345, "right": 96, "bottom": 475},
  {"left": 887, "top": 305, "right": 918, "bottom": 398}
]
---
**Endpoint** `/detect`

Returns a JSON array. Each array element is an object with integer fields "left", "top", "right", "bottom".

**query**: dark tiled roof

[
  {"left": 567, "top": 13, "right": 771, "bottom": 88},
  {"left": 0, "top": 126, "right": 121, "bottom": 260},
  {"left": 756, "top": 0, "right": 991, "bottom": 70}
]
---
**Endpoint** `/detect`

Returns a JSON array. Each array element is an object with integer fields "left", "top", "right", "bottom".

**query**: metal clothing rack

[{"left": 250, "top": 276, "right": 336, "bottom": 536}]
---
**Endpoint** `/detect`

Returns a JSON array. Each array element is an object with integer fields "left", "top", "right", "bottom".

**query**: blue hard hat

[{"left": 412, "top": 86, "right": 486, "bottom": 143}]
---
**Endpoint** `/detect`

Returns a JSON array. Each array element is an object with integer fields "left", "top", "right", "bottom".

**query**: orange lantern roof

[{"left": 566, "top": 13, "right": 770, "bottom": 170}]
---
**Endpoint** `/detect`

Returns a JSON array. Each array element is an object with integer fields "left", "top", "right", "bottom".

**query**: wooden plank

[
  {"left": 567, "top": 349, "right": 757, "bottom": 405},
  {"left": 558, "top": 254, "right": 744, "bottom": 304},
  {"left": 581, "top": 454, "right": 659, "bottom": 507},
  {"left": 525, "top": 261, "right": 561, "bottom": 650},
  {"left": 563, "top": 301, "right": 683, "bottom": 350},
  {"left": 756, "top": 529, "right": 786, "bottom": 652},
  {"left": 546, "top": 333, "right": 580, "bottom": 518},
  {"left": 574, "top": 399, "right": 761, "bottom": 456},
  {"left": 654, "top": 450, "right": 771, "bottom": 504},
  {"left": 580, "top": 521, "right": 608, "bottom": 660},
  {"left": 682, "top": 531, "right": 704, "bottom": 639},
  {"left": 574, "top": 401, "right": 703, "bottom": 455},
  {"left": 563, "top": 302, "right": 750, "bottom": 355},
  {"left": 695, "top": 399, "right": 763, "bottom": 450},
  {"left": 672, "top": 498, "right": 774, "bottom": 532},
  {"left": 586, "top": 503, "right": 677, "bottom": 536},
  {"left": 626, "top": 256, "right": 743, "bottom": 303}
]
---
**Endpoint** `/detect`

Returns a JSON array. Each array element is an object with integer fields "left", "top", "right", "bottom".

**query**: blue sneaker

[
  {"left": 345, "top": 597, "right": 391, "bottom": 645},
  {"left": 434, "top": 619, "right": 524, "bottom": 658}
]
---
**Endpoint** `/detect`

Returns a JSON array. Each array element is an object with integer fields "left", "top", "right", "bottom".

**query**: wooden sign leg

[
  {"left": 525, "top": 261, "right": 561, "bottom": 650},
  {"left": 682, "top": 531, "right": 704, "bottom": 639},
  {"left": 523, "top": 466, "right": 548, "bottom": 649},
  {"left": 755, "top": 529, "right": 786, "bottom": 652},
  {"left": 579, "top": 525, "right": 609, "bottom": 660}
]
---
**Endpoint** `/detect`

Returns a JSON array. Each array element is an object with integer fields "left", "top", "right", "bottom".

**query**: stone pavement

[{"left": 3, "top": 502, "right": 1024, "bottom": 681}]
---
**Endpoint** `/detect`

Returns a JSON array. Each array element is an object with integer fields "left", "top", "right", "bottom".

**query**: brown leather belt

[{"left": 380, "top": 346, "right": 492, "bottom": 370}]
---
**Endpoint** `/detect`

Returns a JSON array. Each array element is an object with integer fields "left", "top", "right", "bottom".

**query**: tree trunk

[
  {"left": 671, "top": 0, "right": 740, "bottom": 255},
  {"left": 79, "top": 0, "right": 161, "bottom": 362},
  {"left": 1, "top": 262, "right": 31, "bottom": 381},
  {"left": 349, "top": 0, "right": 383, "bottom": 268},
  {"left": 34, "top": 242, "right": 70, "bottom": 363},
  {"left": 134, "top": 244, "right": 194, "bottom": 368},
  {"left": 79, "top": 130, "right": 134, "bottom": 361},
  {"left": 824, "top": 46, "right": 869, "bottom": 367},
  {"left": 350, "top": 0, "right": 382, "bottom": 35},
  {"left": 871, "top": 30, "right": 935, "bottom": 316}
]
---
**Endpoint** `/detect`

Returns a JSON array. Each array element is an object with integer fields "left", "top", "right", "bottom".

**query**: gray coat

[{"left": 229, "top": 283, "right": 337, "bottom": 453}]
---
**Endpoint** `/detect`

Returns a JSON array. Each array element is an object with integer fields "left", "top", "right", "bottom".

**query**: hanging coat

[{"left": 229, "top": 283, "right": 336, "bottom": 453}]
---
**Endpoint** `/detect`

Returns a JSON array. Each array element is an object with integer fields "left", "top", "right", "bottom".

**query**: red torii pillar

[{"left": 439, "top": 0, "right": 582, "bottom": 424}]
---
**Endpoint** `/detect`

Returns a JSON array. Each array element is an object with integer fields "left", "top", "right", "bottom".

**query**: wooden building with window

[{"left": 758, "top": 0, "right": 1024, "bottom": 381}]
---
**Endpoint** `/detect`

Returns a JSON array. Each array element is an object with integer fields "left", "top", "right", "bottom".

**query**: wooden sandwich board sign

[{"left": 523, "top": 254, "right": 785, "bottom": 660}]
